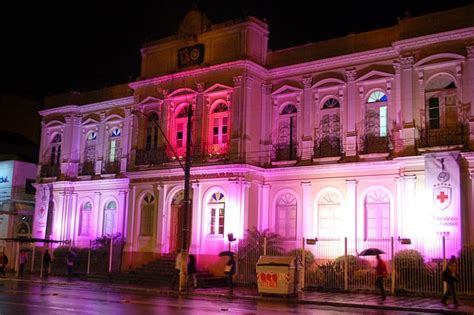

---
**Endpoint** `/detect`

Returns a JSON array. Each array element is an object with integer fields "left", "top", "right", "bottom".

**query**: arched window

[
  {"left": 174, "top": 105, "right": 191, "bottom": 157},
  {"left": 50, "top": 134, "right": 62, "bottom": 166},
  {"left": 103, "top": 200, "right": 117, "bottom": 236},
  {"left": 140, "top": 194, "right": 155, "bottom": 236},
  {"left": 366, "top": 91, "right": 388, "bottom": 137},
  {"left": 364, "top": 189, "right": 390, "bottom": 240},
  {"left": 318, "top": 98, "right": 341, "bottom": 157},
  {"left": 208, "top": 102, "right": 229, "bottom": 157},
  {"left": 84, "top": 131, "right": 97, "bottom": 163},
  {"left": 146, "top": 113, "right": 159, "bottom": 150},
  {"left": 79, "top": 201, "right": 93, "bottom": 236},
  {"left": 208, "top": 192, "right": 225, "bottom": 235},
  {"left": 425, "top": 75, "right": 457, "bottom": 129},
  {"left": 276, "top": 193, "right": 297, "bottom": 239},
  {"left": 108, "top": 128, "right": 121, "bottom": 162},
  {"left": 276, "top": 104, "right": 297, "bottom": 160},
  {"left": 317, "top": 191, "right": 342, "bottom": 238}
]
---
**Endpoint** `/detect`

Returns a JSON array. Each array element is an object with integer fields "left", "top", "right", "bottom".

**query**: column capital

[
  {"left": 345, "top": 179, "right": 358, "bottom": 187},
  {"left": 259, "top": 183, "right": 271, "bottom": 190},
  {"left": 243, "top": 181, "right": 251, "bottom": 189},
  {"left": 404, "top": 174, "right": 417, "bottom": 182},
  {"left": 400, "top": 56, "right": 415, "bottom": 70},
  {"left": 233, "top": 75, "right": 243, "bottom": 87},
  {"left": 467, "top": 46, "right": 474, "bottom": 59},
  {"left": 302, "top": 76, "right": 312, "bottom": 89},
  {"left": 345, "top": 68, "right": 357, "bottom": 82},
  {"left": 470, "top": 170, "right": 474, "bottom": 180},
  {"left": 300, "top": 181, "right": 312, "bottom": 187},
  {"left": 192, "top": 181, "right": 200, "bottom": 189},
  {"left": 196, "top": 82, "right": 205, "bottom": 93},
  {"left": 261, "top": 83, "right": 272, "bottom": 94}
]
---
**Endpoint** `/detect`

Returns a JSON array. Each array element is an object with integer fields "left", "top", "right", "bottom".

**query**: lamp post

[{"left": 131, "top": 107, "right": 193, "bottom": 291}]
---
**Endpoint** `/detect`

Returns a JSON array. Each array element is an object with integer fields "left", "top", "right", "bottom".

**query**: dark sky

[{"left": 1, "top": 0, "right": 472, "bottom": 100}]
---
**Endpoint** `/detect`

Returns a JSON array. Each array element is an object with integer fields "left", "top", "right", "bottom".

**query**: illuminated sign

[{"left": 0, "top": 176, "right": 8, "bottom": 183}]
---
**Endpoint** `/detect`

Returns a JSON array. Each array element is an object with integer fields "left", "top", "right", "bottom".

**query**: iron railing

[
  {"left": 40, "top": 165, "right": 60, "bottom": 178},
  {"left": 313, "top": 137, "right": 341, "bottom": 158},
  {"left": 417, "top": 125, "right": 465, "bottom": 148},
  {"left": 359, "top": 135, "right": 390, "bottom": 155},
  {"left": 79, "top": 161, "right": 95, "bottom": 176},
  {"left": 272, "top": 144, "right": 298, "bottom": 161}
]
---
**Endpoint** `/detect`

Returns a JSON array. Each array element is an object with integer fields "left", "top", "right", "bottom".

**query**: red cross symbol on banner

[{"left": 436, "top": 191, "right": 449, "bottom": 203}]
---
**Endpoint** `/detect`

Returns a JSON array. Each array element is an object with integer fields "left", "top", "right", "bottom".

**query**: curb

[{"left": 1, "top": 277, "right": 471, "bottom": 315}]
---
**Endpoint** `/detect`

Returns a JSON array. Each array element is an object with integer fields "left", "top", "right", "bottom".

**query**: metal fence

[
  {"left": 20, "top": 236, "right": 125, "bottom": 277},
  {"left": 236, "top": 235, "right": 474, "bottom": 296}
]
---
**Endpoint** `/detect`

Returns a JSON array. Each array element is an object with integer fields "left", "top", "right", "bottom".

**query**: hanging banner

[{"left": 424, "top": 152, "right": 461, "bottom": 256}]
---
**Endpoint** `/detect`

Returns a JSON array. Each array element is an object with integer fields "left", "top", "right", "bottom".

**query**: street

[{"left": 0, "top": 280, "right": 440, "bottom": 314}]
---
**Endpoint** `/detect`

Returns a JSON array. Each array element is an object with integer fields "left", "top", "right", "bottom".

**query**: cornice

[
  {"left": 39, "top": 96, "right": 135, "bottom": 117},
  {"left": 129, "top": 60, "right": 268, "bottom": 90},
  {"left": 269, "top": 47, "right": 397, "bottom": 79},
  {"left": 392, "top": 27, "right": 474, "bottom": 52}
]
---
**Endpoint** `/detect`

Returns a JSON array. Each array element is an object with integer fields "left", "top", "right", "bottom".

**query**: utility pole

[
  {"left": 131, "top": 108, "right": 193, "bottom": 291},
  {"left": 179, "top": 106, "right": 193, "bottom": 291}
]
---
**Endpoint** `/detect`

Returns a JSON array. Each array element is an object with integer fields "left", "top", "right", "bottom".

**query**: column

[
  {"left": 468, "top": 170, "right": 474, "bottom": 243},
  {"left": 345, "top": 69, "right": 357, "bottom": 157},
  {"left": 345, "top": 179, "right": 358, "bottom": 239},
  {"left": 400, "top": 56, "right": 416, "bottom": 151},
  {"left": 301, "top": 182, "right": 312, "bottom": 238},
  {"left": 126, "top": 186, "right": 136, "bottom": 253},
  {"left": 118, "top": 190, "right": 128, "bottom": 236},
  {"left": 70, "top": 193, "right": 78, "bottom": 245},
  {"left": 258, "top": 184, "right": 271, "bottom": 231},
  {"left": 260, "top": 83, "right": 272, "bottom": 164},
  {"left": 94, "top": 192, "right": 102, "bottom": 238},
  {"left": 231, "top": 76, "right": 243, "bottom": 160},
  {"left": 466, "top": 47, "right": 474, "bottom": 148},
  {"left": 96, "top": 112, "right": 106, "bottom": 175},
  {"left": 241, "top": 181, "right": 251, "bottom": 237},
  {"left": 153, "top": 184, "right": 162, "bottom": 252},
  {"left": 403, "top": 175, "right": 417, "bottom": 237},
  {"left": 120, "top": 108, "right": 132, "bottom": 173},
  {"left": 301, "top": 77, "right": 314, "bottom": 160},
  {"left": 243, "top": 76, "right": 254, "bottom": 162},
  {"left": 57, "top": 192, "right": 67, "bottom": 241},
  {"left": 394, "top": 175, "right": 403, "bottom": 238},
  {"left": 156, "top": 184, "right": 167, "bottom": 253},
  {"left": 195, "top": 82, "right": 205, "bottom": 158},
  {"left": 190, "top": 182, "right": 202, "bottom": 254}
]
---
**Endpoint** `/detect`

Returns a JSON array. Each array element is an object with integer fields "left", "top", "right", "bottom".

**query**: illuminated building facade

[{"left": 33, "top": 6, "right": 474, "bottom": 271}]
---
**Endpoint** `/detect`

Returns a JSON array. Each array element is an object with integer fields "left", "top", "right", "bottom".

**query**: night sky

[{"left": 1, "top": 0, "right": 472, "bottom": 100}]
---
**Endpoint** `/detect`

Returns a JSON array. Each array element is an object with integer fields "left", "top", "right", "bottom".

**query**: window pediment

[
  {"left": 168, "top": 88, "right": 198, "bottom": 101},
  {"left": 271, "top": 85, "right": 302, "bottom": 99},
  {"left": 312, "top": 78, "right": 346, "bottom": 90},
  {"left": 204, "top": 83, "right": 233, "bottom": 95},
  {"left": 356, "top": 70, "right": 394, "bottom": 85}
]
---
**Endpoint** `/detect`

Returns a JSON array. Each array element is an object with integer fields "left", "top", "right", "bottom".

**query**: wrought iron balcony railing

[
  {"left": 135, "top": 147, "right": 172, "bottom": 166},
  {"left": 417, "top": 125, "right": 465, "bottom": 148},
  {"left": 272, "top": 143, "right": 298, "bottom": 161},
  {"left": 102, "top": 160, "right": 121, "bottom": 174},
  {"left": 313, "top": 137, "right": 341, "bottom": 158},
  {"left": 204, "top": 143, "right": 229, "bottom": 160},
  {"left": 359, "top": 134, "right": 390, "bottom": 155},
  {"left": 79, "top": 161, "right": 95, "bottom": 176},
  {"left": 40, "top": 165, "right": 60, "bottom": 178}
]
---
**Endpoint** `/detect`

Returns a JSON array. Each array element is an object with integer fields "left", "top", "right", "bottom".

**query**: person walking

[
  {"left": 43, "top": 250, "right": 51, "bottom": 278},
  {"left": 441, "top": 255, "right": 460, "bottom": 307},
  {"left": 170, "top": 249, "right": 182, "bottom": 290},
  {"left": 375, "top": 254, "right": 387, "bottom": 301},
  {"left": 187, "top": 254, "right": 197, "bottom": 290},
  {"left": 0, "top": 252, "right": 8, "bottom": 277},
  {"left": 224, "top": 255, "right": 236, "bottom": 294},
  {"left": 18, "top": 250, "right": 27, "bottom": 278},
  {"left": 66, "top": 251, "right": 74, "bottom": 280}
]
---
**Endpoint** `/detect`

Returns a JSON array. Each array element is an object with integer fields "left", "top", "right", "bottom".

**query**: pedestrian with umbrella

[
  {"left": 219, "top": 251, "right": 236, "bottom": 294},
  {"left": 359, "top": 248, "right": 386, "bottom": 301}
]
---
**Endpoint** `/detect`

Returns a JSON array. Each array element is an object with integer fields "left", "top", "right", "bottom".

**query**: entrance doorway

[{"left": 169, "top": 190, "right": 192, "bottom": 253}]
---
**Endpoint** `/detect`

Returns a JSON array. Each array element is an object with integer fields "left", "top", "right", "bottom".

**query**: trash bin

[{"left": 256, "top": 256, "right": 297, "bottom": 295}]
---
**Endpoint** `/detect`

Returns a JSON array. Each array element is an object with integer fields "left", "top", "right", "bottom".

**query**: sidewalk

[{"left": 3, "top": 274, "right": 474, "bottom": 314}]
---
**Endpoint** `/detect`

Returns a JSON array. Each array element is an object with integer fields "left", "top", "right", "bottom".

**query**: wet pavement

[{"left": 0, "top": 275, "right": 474, "bottom": 314}]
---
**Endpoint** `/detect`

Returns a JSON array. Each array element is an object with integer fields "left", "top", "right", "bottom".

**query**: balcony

[
  {"left": 417, "top": 125, "right": 465, "bottom": 151},
  {"left": 102, "top": 161, "right": 121, "bottom": 174},
  {"left": 313, "top": 137, "right": 341, "bottom": 160},
  {"left": 40, "top": 165, "right": 60, "bottom": 178},
  {"left": 359, "top": 134, "right": 390, "bottom": 155},
  {"left": 204, "top": 143, "right": 229, "bottom": 161},
  {"left": 79, "top": 161, "right": 95, "bottom": 176},
  {"left": 271, "top": 143, "right": 298, "bottom": 165},
  {"left": 135, "top": 147, "right": 171, "bottom": 166}
]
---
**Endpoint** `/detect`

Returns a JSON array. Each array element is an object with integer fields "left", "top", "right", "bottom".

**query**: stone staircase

[{"left": 85, "top": 254, "right": 227, "bottom": 288}]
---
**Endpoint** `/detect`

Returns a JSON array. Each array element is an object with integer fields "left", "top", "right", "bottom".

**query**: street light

[{"left": 131, "top": 107, "right": 193, "bottom": 291}]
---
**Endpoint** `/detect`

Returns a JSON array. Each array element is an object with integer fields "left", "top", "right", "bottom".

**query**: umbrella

[
  {"left": 218, "top": 251, "right": 235, "bottom": 257},
  {"left": 358, "top": 248, "right": 384, "bottom": 256}
]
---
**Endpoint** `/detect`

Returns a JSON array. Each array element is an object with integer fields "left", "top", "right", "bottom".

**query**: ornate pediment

[
  {"left": 138, "top": 96, "right": 162, "bottom": 106},
  {"left": 271, "top": 85, "right": 302, "bottom": 98},
  {"left": 414, "top": 53, "right": 465, "bottom": 69},
  {"left": 204, "top": 83, "right": 233, "bottom": 95},
  {"left": 356, "top": 70, "right": 394, "bottom": 84},
  {"left": 312, "top": 78, "right": 346, "bottom": 90},
  {"left": 168, "top": 88, "right": 198, "bottom": 100}
]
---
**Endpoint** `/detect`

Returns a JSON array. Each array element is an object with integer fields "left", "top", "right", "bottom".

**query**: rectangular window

[
  {"left": 379, "top": 106, "right": 387, "bottom": 137},
  {"left": 428, "top": 97, "right": 440, "bottom": 129},
  {"left": 146, "top": 127, "right": 152, "bottom": 150},
  {"left": 222, "top": 117, "right": 228, "bottom": 143},
  {"left": 218, "top": 208, "right": 225, "bottom": 235},
  {"left": 210, "top": 208, "right": 216, "bottom": 234},
  {"left": 176, "top": 123, "right": 184, "bottom": 148},
  {"left": 109, "top": 140, "right": 117, "bottom": 162}
]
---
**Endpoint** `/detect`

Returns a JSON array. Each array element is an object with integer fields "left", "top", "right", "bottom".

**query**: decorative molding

[
  {"left": 300, "top": 181, "right": 311, "bottom": 187},
  {"left": 393, "top": 62, "right": 401, "bottom": 74},
  {"left": 393, "top": 28, "right": 474, "bottom": 52},
  {"left": 233, "top": 75, "right": 243, "bottom": 87},
  {"left": 345, "top": 179, "right": 358, "bottom": 187},
  {"left": 400, "top": 56, "right": 415, "bottom": 70},
  {"left": 261, "top": 83, "right": 272, "bottom": 95},
  {"left": 39, "top": 96, "right": 135, "bottom": 117},
  {"left": 196, "top": 82, "right": 205, "bottom": 93},
  {"left": 345, "top": 69, "right": 357, "bottom": 82},
  {"left": 302, "top": 77, "right": 312, "bottom": 89},
  {"left": 467, "top": 46, "right": 474, "bottom": 59}
]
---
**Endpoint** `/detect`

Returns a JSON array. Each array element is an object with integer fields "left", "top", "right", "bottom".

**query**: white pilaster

[
  {"left": 345, "top": 179, "right": 358, "bottom": 239},
  {"left": 301, "top": 182, "right": 312, "bottom": 238},
  {"left": 191, "top": 182, "right": 202, "bottom": 254},
  {"left": 258, "top": 184, "right": 271, "bottom": 231}
]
